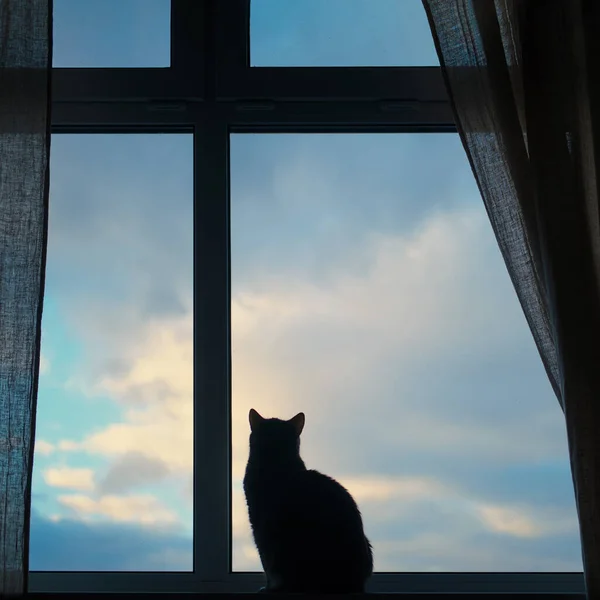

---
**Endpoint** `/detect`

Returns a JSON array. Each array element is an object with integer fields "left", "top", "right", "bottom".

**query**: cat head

[{"left": 248, "top": 409, "right": 305, "bottom": 458}]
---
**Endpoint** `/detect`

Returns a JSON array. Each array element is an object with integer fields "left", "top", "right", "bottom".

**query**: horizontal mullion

[
  {"left": 52, "top": 124, "right": 194, "bottom": 135},
  {"left": 50, "top": 100, "right": 454, "bottom": 132},
  {"left": 51, "top": 102, "right": 199, "bottom": 133},
  {"left": 52, "top": 68, "right": 203, "bottom": 102},
  {"left": 217, "top": 66, "right": 448, "bottom": 102},
  {"left": 28, "top": 572, "right": 201, "bottom": 594},
  {"left": 367, "top": 572, "right": 585, "bottom": 594},
  {"left": 28, "top": 571, "right": 585, "bottom": 595},
  {"left": 224, "top": 572, "right": 585, "bottom": 595},
  {"left": 226, "top": 100, "right": 455, "bottom": 131},
  {"left": 23, "top": 595, "right": 586, "bottom": 600}
]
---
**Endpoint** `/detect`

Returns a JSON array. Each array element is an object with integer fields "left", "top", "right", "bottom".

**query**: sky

[{"left": 31, "top": 0, "right": 583, "bottom": 575}]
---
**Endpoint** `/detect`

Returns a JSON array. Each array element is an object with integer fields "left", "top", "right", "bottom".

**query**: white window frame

[{"left": 28, "top": 0, "right": 585, "bottom": 596}]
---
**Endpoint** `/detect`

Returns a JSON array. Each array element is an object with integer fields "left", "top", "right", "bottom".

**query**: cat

[{"left": 243, "top": 409, "right": 373, "bottom": 593}]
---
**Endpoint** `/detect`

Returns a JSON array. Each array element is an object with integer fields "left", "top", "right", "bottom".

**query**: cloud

[
  {"left": 57, "top": 312, "right": 193, "bottom": 479},
  {"left": 373, "top": 531, "right": 582, "bottom": 572},
  {"left": 57, "top": 439, "right": 79, "bottom": 451},
  {"left": 474, "top": 503, "right": 579, "bottom": 539},
  {"left": 29, "top": 511, "right": 192, "bottom": 571},
  {"left": 229, "top": 207, "right": 567, "bottom": 482},
  {"left": 39, "top": 353, "right": 50, "bottom": 375},
  {"left": 250, "top": 0, "right": 439, "bottom": 68},
  {"left": 35, "top": 439, "right": 54, "bottom": 456},
  {"left": 57, "top": 493, "right": 179, "bottom": 526},
  {"left": 43, "top": 467, "right": 95, "bottom": 491},
  {"left": 57, "top": 207, "right": 529, "bottom": 476},
  {"left": 45, "top": 134, "right": 193, "bottom": 397},
  {"left": 45, "top": 202, "right": 578, "bottom": 572},
  {"left": 97, "top": 452, "right": 172, "bottom": 494},
  {"left": 38, "top": 132, "right": 580, "bottom": 573},
  {"left": 475, "top": 504, "right": 540, "bottom": 538},
  {"left": 339, "top": 475, "right": 447, "bottom": 503},
  {"left": 232, "top": 472, "right": 582, "bottom": 572}
]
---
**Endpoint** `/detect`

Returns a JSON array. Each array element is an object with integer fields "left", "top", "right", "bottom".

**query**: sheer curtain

[
  {"left": 422, "top": 0, "right": 599, "bottom": 597},
  {"left": 0, "top": 0, "right": 52, "bottom": 594}
]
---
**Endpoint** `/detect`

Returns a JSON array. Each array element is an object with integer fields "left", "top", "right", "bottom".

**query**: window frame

[
  {"left": 214, "top": 0, "right": 448, "bottom": 104},
  {"left": 29, "top": 0, "right": 585, "bottom": 595},
  {"left": 52, "top": 0, "right": 204, "bottom": 102}
]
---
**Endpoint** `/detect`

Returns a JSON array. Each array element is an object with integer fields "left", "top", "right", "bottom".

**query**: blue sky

[{"left": 32, "top": 0, "right": 582, "bottom": 574}]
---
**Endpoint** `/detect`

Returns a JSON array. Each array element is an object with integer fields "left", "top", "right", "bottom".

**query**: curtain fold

[
  {"left": 422, "top": 0, "right": 599, "bottom": 597},
  {"left": 0, "top": 0, "right": 52, "bottom": 594}
]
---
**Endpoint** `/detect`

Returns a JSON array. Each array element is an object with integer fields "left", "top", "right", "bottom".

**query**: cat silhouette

[{"left": 243, "top": 409, "right": 373, "bottom": 593}]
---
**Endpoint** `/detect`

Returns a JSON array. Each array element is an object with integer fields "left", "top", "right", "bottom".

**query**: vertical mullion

[
  {"left": 213, "top": 0, "right": 249, "bottom": 67},
  {"left": 214, "top": 0, "right": 251, "bottom": 99},
  {"left": 171, "top": 0, "right": 205, "bottom": 98},
  {"left": 193, "top": 111, "right": 231, "bottom": 581}
]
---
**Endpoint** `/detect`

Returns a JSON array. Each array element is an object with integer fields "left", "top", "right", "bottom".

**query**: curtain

[
  {"left": 422, "top": 0, "right": 599, "bottom": 597},
  {"left": 0, "top": 0, "right": 52, "bottom": 594}
]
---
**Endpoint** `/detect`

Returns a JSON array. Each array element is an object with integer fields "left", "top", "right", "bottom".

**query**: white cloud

[
  {"left": 35, "top": 439, "right": 54, "bottom": 456},
  {"left": 43, "top": 467, "right": 95, "bottom": 491},
  {"left": 231, "top": 471, "right": 581, "bottom": 572},
  {"left": 57, "top": 440, "right": 80, "bottom": 452},
  {"left": 66, "top": 207, "right": 515, "bottom": 477},
  {"left": 58, "top": 493, "right": 179, "bottom": 526},
  {"left": 48, "top": 313, "right": 193, "bottom": 480},
  {"left": 373, "top": 533, "right": 580, "bottom": 572},
  {"left": 39, "top": 353, "right": 50, "bottom": 375},
  {"left": 473, "top": 503, "right": 578, "bottom": 538},
  {"left": 49, "top": 205, "right": 575, "bottom": 573},
  {"left": 475, "top": 503, "right": 539, "bottom": 537},
  {"left": 98, "top": 452, "right": 172, "bottom": 494},
  {"left": 40, "top": 131, "right": 577, "bottom": 572},
  {"left": 229, "top": 207, "right": 567, "bottom": 486},
  {"left": 79, "top": 313, "right": 193, "bottom": 475},
  {"left": 339, "top": 475, "right": 447, "bottom": 503}
]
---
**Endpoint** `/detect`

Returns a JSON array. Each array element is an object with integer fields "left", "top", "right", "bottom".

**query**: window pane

[
  {"left": 53, "top": 0, "right": 171, "bottom": 67},
  {"left": 230, "top": 133, "right": 582, "bottom": 572},
  {"left": 31, "top": 134, "right": 193, "bottom": 571},
  {"left": 250, "top": 0, "right": 439, "bottom": 67}
]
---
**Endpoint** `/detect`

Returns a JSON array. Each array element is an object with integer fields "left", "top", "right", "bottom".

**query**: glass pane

[
  {"left": 250, "top": 0, "right": 439, "bottom": 67},
  {"left": 30, "top": 134, "right": 193, "bottom": 571},
  {"left": 53, "top": 0, "right": 171, "bottom": 67},
  {"left": 230, "top": 133, "right": 582, "bottom": 572}
]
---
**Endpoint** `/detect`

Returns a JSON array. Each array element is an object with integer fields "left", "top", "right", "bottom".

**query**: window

[
  {"left": 230, "top": 133, "right": 581, "bottom": 573},
  {"left": 53, "top": 0, "right": 171, "bottom": 67},
  {"left": 30, "top": 0, "right": 585, "bottom": 595},
  {"left": 250, "top": 0, "right": 439, "bottom": 67},
  {"left": 31, "top": 134, "right": 193, "bottom": 572}
]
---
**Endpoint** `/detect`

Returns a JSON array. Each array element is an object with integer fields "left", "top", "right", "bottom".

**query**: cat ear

[
  {"left": 289, "top": 412, "right": 305, "bottom": 436},
  {"left": 249, "top": 408, "right": 264, "bottom": 431}
]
